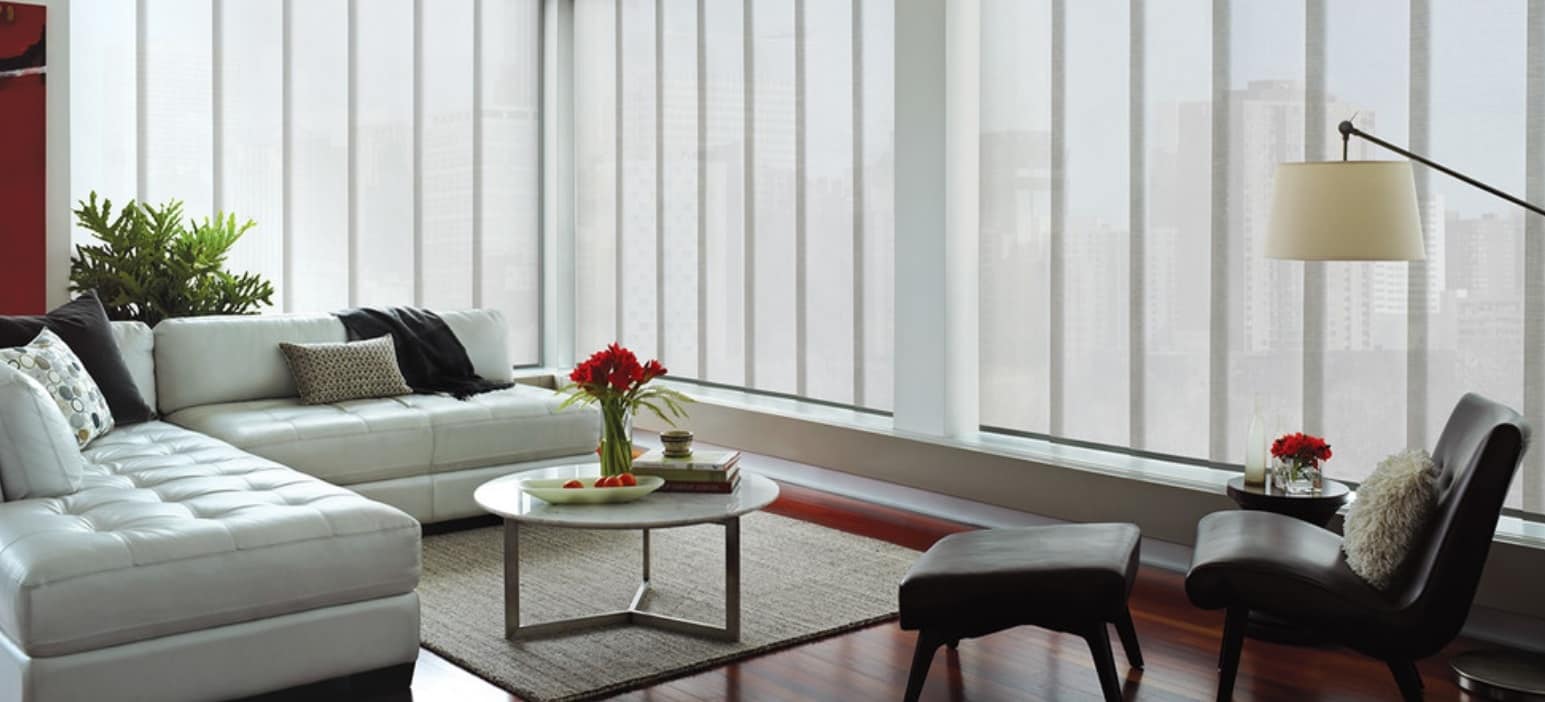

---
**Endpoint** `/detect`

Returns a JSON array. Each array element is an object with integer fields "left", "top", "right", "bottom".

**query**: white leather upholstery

[
  {"left": 167, "top": 398, "right": 434, "bottom": 486},
  {"left": 396, "top": 385, "right": 598, "bottom": 471},
  {"left": 0, "top": 367, "right": 84, "bottom": 500},
  {"left": 154, "top": 314, "right": 348, "bottom": 414},
  {"left": 154, "top": 310, "right": 517, "bottom": 414},
  {"left": 0, "top": 593, "right": 419, "bottom": 702},
  {"left": 170, "top": 386, "right": 595, "bottom": 484},
  {"left": 438, "top": 309, "right": 516, "bottom": 383},
  {"left": 108, "top": 321, "right": 156, "bottom": 414},
  {"left": 0, "top": 422, "right": 420, "bottom": 657}
]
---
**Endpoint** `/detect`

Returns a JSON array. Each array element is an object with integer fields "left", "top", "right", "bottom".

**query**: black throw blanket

[{"left": 337, "top": 307, "right": 513, "bottom": 400}]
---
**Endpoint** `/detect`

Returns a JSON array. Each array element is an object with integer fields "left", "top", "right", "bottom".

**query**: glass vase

[
  {"left": 598, "top": 404, "right": 634, "bottom": 477},
  {"left": 1270, "top": 457, "right": 1323, "bottom": 496}
]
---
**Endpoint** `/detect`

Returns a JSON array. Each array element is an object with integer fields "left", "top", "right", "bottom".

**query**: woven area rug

[{"left": 419, "top": 511, "right": 920, "bottom": 702}]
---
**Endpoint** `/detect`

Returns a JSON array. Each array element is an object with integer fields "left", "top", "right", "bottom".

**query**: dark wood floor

[{"left": 298, "top": 482, "right": 1479, "bottom": 701}]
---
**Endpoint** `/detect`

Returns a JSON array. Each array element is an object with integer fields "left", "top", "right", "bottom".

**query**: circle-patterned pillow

[{"left": 0, "top": 328, "right": 115, "bottom": 448}]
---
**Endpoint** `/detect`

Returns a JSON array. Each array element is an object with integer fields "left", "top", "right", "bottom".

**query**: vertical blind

[
  {"left": 980, "top": 0, "right": 1545, "bottom": 515},
  {"left": 572, "top": 0, "right": 895, "bottom": 410},
  {"left": 69, "top": 0, "right": 543, "bottom": 364}
]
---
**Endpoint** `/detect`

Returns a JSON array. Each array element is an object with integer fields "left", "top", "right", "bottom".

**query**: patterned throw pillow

[
  {"left": 279, "top": 335, "right": 413, "bottom": 405},
  {"left": 0, "top": 328, "right": 115, "bottom": 448}
]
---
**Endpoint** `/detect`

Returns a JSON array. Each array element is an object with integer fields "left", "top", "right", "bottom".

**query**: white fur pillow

[{"left": 1342, "top": 448, "right": 1439, "bottom": 590}]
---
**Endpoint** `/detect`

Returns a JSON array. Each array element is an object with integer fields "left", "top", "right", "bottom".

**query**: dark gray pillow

[
  {"left": 279, "top": 335, "right": 413, "bottom": 405},
  {"left": 0, "top": 292, "right": 155, "bottom": 424}
]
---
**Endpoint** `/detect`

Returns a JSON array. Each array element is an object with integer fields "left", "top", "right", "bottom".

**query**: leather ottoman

[{"left": 898, "top": 523, "right": 1143, "bottom": 702}]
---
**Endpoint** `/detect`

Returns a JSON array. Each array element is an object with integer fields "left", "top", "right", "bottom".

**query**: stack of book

[{"left": 631, "top": 449, "right": 741, "bottom": 493}]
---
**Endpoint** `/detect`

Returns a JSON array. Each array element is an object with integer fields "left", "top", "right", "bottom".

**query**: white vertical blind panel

[
  {"left": 288, "top": 0, "right": 350, "bottom": 313},
  {"left": 1140, "top": 0, "right": 1211, "bottom": 457},
  {"left": 574, "top": 0, "right": 619, "bottom": 354},
  {"left": 749, "top": 0, "right": 797, "bottom": 394},
  {"left": 859, "top": 0, "right": 895, "bottom": 411},
  {"left": 662, "top": 0, "right": 701, "bottom": 376},
  {"left": 1225, "top": 3, "right": 1304, "bottom": 458},
  {"left": 802, "top": 0, "right": 856, "bottom": 405},
  {"left": 979, "top": 0, "right": 1052, "bottom": 432},
  {"left": 354, "top": 0, "right": 416, "bottom": 306},
  {"left": 1322, "top": 0, "right": 1409, "bottom": 482},
  {"left": 420, "top": 0, "right": 476, "bottom": 310},
  {"left": 218, "top": 0, "right": 285, "bottom": 310},
  {"left": 620, "top": 0, "right": 659, "bottom": 359},
  {"left": 141, "top": 0, "right": 213, "bottom": 216},
  {"left": 1426, "top": 0, "right": 1528, "bottom": 506},
  {"left": 69, "top": 0, "right": 138, "bottom": 249},
  {"left": 480, "top": 0, "right": 543, "bottom": 363},
  {"left": 1061, "top": 0, "right": 1131, "bottom": 445},
  {"left": 702, "top": 0, "right": 748, "bottom": 385}
]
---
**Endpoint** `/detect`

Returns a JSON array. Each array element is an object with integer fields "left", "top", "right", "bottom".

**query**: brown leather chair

[{"left": 1186, "top": 393, "right": 1529, "bottom": 701}]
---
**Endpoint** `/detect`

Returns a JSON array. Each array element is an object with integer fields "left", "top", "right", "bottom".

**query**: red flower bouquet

[
  {"left": 560, "top": 343, "right": 691, "bottom": 476},
  {"left": 1269, "top": 432, "right": 1331, "bottom": 494}
]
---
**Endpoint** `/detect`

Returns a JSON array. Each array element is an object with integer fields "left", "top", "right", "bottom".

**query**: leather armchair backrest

[{"left": 1393, "top": 392, "right": 1528, "bottom": 655}]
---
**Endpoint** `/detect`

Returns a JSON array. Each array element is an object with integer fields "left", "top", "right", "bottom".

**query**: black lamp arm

[{"left": 1339, "top": 120, "right": 1545, "bottom": 218}]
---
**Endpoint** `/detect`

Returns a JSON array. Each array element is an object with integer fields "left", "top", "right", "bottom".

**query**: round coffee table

[{"left": 473, "top": 464, "right": 779, "bottom": 643}]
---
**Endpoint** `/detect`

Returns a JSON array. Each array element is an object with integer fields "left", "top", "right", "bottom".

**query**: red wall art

[{"left": 0, "top": 2, "right": 46, "bottom": 314}]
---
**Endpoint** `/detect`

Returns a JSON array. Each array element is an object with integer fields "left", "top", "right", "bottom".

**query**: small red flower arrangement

[
  {"left": 1269, "top": 432, "right": 1331, "bottom": 494},
  {"left": 1270, "top": 432, "right": 1332, "bottom": 465},
  {"left": 560, "top": 343, "right": 691, "bottom": 476}
]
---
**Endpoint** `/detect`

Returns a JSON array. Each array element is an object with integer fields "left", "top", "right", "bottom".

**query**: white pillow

[
  {"left": 0, "top": 364, "right": 86, "bottom": 500},
  {"left": 1342, "top": 448, "right": 1439, "bottom": 590},
  {"left": 0, "top": 327, "right": 115, "bottom": 447}
]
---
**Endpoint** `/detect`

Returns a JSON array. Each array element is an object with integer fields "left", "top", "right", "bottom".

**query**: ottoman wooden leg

[
  {"left": 1082, "top": 624, "right": 1123, "bottom": 702},
  {"left": 1115, "top": 607, "right": 1144, "bottom": 669},
  {"left": 903, "top": 631, "right": 945, "bottom": 702}
]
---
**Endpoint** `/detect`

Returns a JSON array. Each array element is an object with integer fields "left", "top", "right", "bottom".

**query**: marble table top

[{"left": 473, "top": 463, "right": 780, "bottom": 529}]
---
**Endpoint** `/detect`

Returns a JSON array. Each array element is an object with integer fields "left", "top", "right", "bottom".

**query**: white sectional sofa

[{"left": 0, "top": 311, "right": 598, "bottom": 701}]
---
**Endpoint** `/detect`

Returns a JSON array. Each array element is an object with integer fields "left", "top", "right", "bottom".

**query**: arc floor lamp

[{"left": 1268, "top": 119, "right": 1545, "bottom": 699}]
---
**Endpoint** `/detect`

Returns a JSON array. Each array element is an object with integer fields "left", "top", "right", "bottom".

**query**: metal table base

[{"left": 502, "top": 517, "right": 742, "bottom": 642}]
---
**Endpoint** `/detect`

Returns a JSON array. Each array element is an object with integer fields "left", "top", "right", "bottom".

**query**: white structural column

[
  {"left": 1406, "top": 0, "right": 1430, "bottom": 451},
  {"left": 1524, "top": 0, "right": 1544, "bottom": 512},
  {"left": 542, "top": 0, "right": 576, "bottom": 368},
  {"left": 1302, "top": 0, "right": 1326, "bottom": 437},
  {"left": 1208, "top": 0, "right": 1231, "bottom": 461},
  {"left": 46, "top": 0, "right": 74, "bottom": 308},
  {"left": 893, "top": 0, "right": 979, "bottom": 437}
]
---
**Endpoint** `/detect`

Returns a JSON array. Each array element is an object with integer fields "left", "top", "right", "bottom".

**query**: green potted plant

[{"left": 69, "top": 192, "right": 274, "bottom": 326}]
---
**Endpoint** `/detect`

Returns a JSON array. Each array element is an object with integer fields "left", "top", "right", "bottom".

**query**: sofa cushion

[
  {"left": 0, "top": 292, "right": 156, "bottom": 425},
  {"left": 0, "top": 365, "right": 85, "bottom": 500},
  {"left": 154, "top": 314, "right": 347, "bottom": 415},
  {"left": 109, "top": 320, "right": 156, "bottom": 416},
  {"left": 166, "top": 398, "right": 434, "bottom": 485},
  {"left": 0, "top": 329, "right": 115, "bottom": 448},
  {"left": 155, "top": 310, "right": 515, "bottom": 415},
  {"left": 394, "top": 385, "right": 599, "bottom": 471},
  {"left": 280, "top": 336, "right": 413, "bottom": 405},
  {"left": 0, "top": 422, "right": 420, "bottom": 657}
]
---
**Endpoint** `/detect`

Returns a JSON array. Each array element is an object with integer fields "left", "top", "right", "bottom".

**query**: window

[
  {"left": 572, "top": 0, "right": 895, "bottom": 410},
  {"left": 980, "top": 0, "right": 1545, "bottom": 515},
  {"left": 70, "top": 0, "right": 544, "bottom": 364}
]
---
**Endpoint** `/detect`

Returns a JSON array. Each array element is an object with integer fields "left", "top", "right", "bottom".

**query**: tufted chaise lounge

[{"left": 0, "top": 312, "right": 599, "bottom": 701}]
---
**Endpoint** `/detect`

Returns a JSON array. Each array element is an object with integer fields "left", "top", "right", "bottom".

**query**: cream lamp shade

[{"left": 1267, "top": 161, "right": 1425, "bottom": 261}]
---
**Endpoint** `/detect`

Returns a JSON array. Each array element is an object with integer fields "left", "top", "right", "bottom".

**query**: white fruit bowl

[{"left": 518, "top": 475, "right": 665, "bottom": 505}]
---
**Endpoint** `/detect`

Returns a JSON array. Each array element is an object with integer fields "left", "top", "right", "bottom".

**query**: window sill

[{"left": 647, "top": 378, "right": 1545, "bottom": 550}]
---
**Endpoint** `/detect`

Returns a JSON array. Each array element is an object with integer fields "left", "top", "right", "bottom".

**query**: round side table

[
  {"left": 1226, "top": 476, "right": 1350, "bottom": 527},
  {"left": 1225, "top": 476, "right": 1351, "bottom": 646}
]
